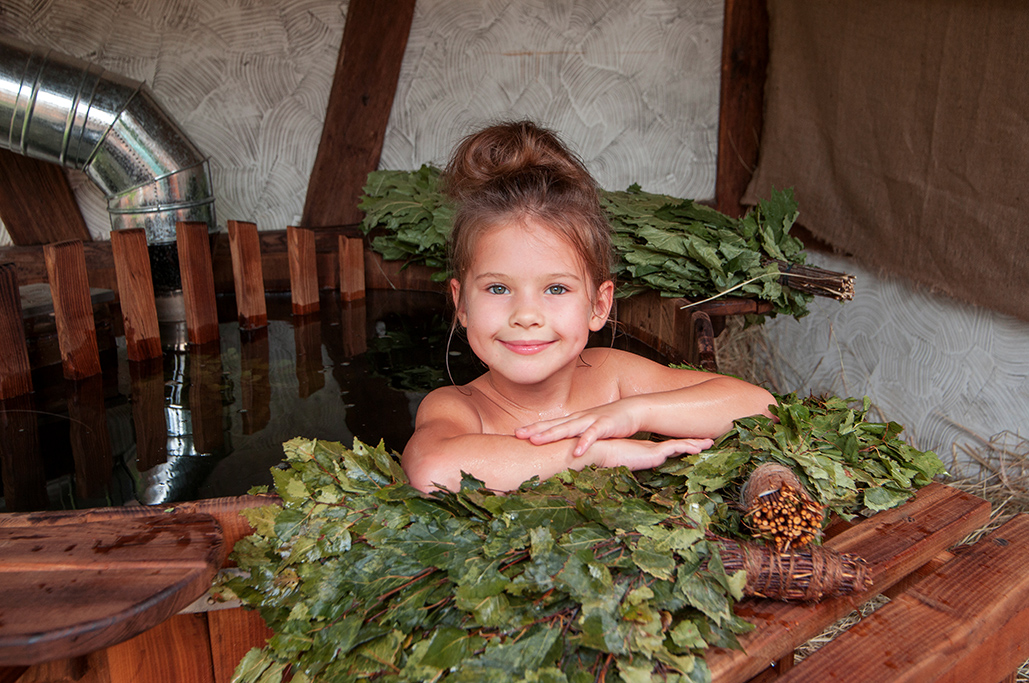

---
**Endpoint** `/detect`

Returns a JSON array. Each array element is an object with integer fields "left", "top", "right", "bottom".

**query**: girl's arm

[
  {"left": 402, "top": 387, "right": 711, "bottom": 493},
  {"left": 515, "top": 349, "right": 775, "bottom": 456}
]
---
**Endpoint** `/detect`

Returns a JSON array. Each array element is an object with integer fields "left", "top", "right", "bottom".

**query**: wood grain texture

[
  {"left": 338, "top": 235, "right": 366, "bottom": 302},
  {"left": 287, "top": 225, "right": 320, "bottom": 315},
  {"left": 0, "top": 242, "right": 115, "bottom": 290},
  {"left": 43, "top": 240, "right": 102, "bottom": 380},
  {"left": 715, "top": 0, "right": 769, "bottom": 217},
  {"left": 105, "top": 613, "right": 215, "bottom": 683},
  {"left": 110, "top": 229, "right": 161, "bottom": 361},
  {"left": 0, "top": 264, "right": 33, "bottom": 399},
  {"left": 176, "top": 222, "right": 220, "bottom": 345},
  {"left": 703, "top": 483, "right": 991, "bottom": 683},
  {"left": 300, "top": 0, "right": 416, "bottom": 228},
  {"left": 207, "top": 608, "right": 273, "bottom": 683},
  {"left": 0, "top": 513, "right": 225, "bottom": 666},
  {"left": 0, "top": 150, "right": 91, "bottom": 246},
  {"left": 226, "top": 220, "right": 268, "bottom": 330},
  {"left": 780, "top": 514, "right": 1029, "bottom": 683}
]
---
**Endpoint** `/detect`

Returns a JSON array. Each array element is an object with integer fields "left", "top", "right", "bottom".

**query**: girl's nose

[{"left": 510, "top": 295, "right": 543, "bottom": 327}]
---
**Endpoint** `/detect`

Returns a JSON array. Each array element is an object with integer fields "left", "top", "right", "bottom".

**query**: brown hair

[{"left": 443, "top": 120, "right": 612, "bottom": 293}]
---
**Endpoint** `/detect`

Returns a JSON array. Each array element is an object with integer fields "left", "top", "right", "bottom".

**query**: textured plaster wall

[
  {"left": 1, "top": 0, "right": 1025, "bottom": 464},
  {"left": 0, "top": 0, "right": 722, "bottom": 241}
]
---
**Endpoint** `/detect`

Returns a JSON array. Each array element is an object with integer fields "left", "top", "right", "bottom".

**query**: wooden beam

[
  {"left": 301, "top": 0, "right": 417, "bottom": 228},
  {"left": 43, "top": 240, "right": 102, "bottom": 380},
  {"left": 0, "top": 149, "right": 91, "bottom": 245},
  {"left": 715, "top": 0, "right": 769, "bottom": 218},
  {"left": 226, "top": 220, "right": 268, "bottom": 330},
  {"left": 0, "top": 264, "right": 33, "bottom": 399},
  {"left": 176, "top": 222, "right": 220, "bottom": 346},
  {"left": 287, "top": 225, "right": 320, "bottom": 315},
  {"left": 111, "top": 228, "right": 162, "bottom": 361}
]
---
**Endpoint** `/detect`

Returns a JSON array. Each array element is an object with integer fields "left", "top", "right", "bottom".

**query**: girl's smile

[{"left": 451, "top": 218, "right": 614, "bottom": 390}]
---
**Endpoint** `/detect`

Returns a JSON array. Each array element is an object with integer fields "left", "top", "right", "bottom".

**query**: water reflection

[
  {"left": 0, "top": 290, "right": 474, "bottom": 513},
  {"left": 0, "top": 289, "right": 661, "bottom": 513}
]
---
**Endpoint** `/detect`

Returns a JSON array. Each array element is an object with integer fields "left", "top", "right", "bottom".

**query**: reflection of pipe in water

[{"left": 0, "top": 35, "right": 215, "bottom": 253}]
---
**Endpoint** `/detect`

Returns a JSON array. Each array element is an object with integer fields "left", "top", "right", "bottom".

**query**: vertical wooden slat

[
  {"left": 715, "top": 0, "right": 769, "bottom": 217},
  {"left": 43, "top": 240, "right": 102, "bottom": 380},
  {"left": 338, "top": 235, "right": 366, "bottom": 302},
  {"left": 105, "top": 613, "right": 216, "bottom": 683},
  {"left": 0, "top": 393, "right": 47, "bottom": 512},
  {"left": 176, "top": 222, "right": 220, "bottom": 345},
  {"left": 239, "top": 328, "right": 271, "bottom": 435},
  {"left": 207, "top": 608, "right": 273, "bottom": 683},
  {"left": 287, "top": 225, "right": 320, "bottom": 315},
  {"left": 189, "top": 344, "right": 224, "bottom": 455},
  {"left": 294, "top": 315, "right": 324, "bottom": 398},
  {"left": 301, "top": 0, "right": 417, "bottom": 228},
  {"left": 0, "top": 263, "right": 33, "bottom": 398},
  {"left": 67, "top": 374, "right": 113, "bottom": 500},
  {"left": 110, "top": 228, "right": 162, "bottom": 361},
  {"left": 226, "top": 220, "right": 268, "bottom": 330},
  {"left": 0, "top": 149, "right": 91, "bottom": 245},
  {"left": 129, "top": 357, "right": 169, "bottom": 471}
]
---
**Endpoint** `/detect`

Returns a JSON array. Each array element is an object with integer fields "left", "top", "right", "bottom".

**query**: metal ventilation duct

[{"left": 0, "top": 35, "right": 215, "bottom": 245}]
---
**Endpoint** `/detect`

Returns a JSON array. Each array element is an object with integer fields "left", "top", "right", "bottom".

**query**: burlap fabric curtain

[{"left": 743, "top": 0, "right": 1029, "bottom": 321}]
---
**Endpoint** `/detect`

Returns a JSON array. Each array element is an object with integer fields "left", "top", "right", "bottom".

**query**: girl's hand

[
  {"left": 591, "top": 437, "right": 714, "bottom": 471},
  {"left": 515, "top": 400, "right": 642, "bottom": 456}
]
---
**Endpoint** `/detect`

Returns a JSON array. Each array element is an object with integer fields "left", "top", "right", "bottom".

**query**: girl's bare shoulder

[
  {"left": 414, "top": 383, "right": 483, "bottom": 429},
  {"left": 580, "top": 346, "right": 713, "bottom": 391}
]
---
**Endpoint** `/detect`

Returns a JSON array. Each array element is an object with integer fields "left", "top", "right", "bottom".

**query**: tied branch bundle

[
  {"left": 717, "top": 537, "right": 872, "bottom": 602},
  {"left": 768, "top": 259, "right": 855, "bottom": 301},
  {"left": 741, "top": 462, "right": 825, "bottom": 552}
]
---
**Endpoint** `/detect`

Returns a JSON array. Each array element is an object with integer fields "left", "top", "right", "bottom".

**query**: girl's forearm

[
  {"left": 626, "top": 377, "right": 775, "bottom": 438},
  {"left": 404, "top": 433, "right": 599, "bottom": 493}
]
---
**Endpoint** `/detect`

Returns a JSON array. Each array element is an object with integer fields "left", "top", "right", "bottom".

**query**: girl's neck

[{"left": 481, "top": 367, "right": 576, "bottom": 422}]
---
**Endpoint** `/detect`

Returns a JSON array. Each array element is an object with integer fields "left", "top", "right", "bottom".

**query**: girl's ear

[
  {"left": 589, "top": 280, "right": 615, "bottom": 331},
  {"left": 450, "top": 278, "right": 467, "bottom": 327}
]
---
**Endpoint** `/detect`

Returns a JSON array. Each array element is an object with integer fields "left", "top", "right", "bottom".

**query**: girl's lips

[{"left": 501, "top": 340, "right": 554, "bottom": 355}]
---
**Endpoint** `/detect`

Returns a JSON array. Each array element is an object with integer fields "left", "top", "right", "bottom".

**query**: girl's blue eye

[
  {"left": 546, "top": 284, "right": 568, "bottom": 295},
  {"left": 487, "top": 284, "right": 508, "bottom": 295}
]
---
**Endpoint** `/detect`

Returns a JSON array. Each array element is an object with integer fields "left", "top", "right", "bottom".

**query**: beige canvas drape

[{"left": 744, "top": 0, "right": 1029, "bottom": 321}]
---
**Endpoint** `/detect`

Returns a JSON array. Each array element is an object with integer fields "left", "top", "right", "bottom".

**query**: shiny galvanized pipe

[{"left": 0, "top": 35, "right": 215, "bottom": 245}]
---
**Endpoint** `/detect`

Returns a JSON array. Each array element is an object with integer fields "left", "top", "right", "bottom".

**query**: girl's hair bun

[{"left": 443, "top": 120, "right": 594, "bottom": 200}]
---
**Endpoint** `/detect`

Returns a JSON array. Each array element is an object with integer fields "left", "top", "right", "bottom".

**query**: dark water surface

[{"left": 0, "top": 290, "right": 664, "bottom": 513}]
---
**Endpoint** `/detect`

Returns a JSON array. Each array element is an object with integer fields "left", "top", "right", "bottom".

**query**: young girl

[{"left": 402, "top": 121, "right": 774, "bottom": 493}]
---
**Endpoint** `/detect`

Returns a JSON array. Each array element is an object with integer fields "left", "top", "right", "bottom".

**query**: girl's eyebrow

[{"left": 474, "top": 271, "right": 583, "bottom": 281}]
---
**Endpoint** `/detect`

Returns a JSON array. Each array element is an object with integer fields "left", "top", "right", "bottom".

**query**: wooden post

[
  {"left": 176, "top": 222, "right": 220, "bottom": 345},
  {"left": 0, "top": 263, "right": 33, "bottom": 399},
  {"left": 287, "top": 225, "right": 319, "bottom": 315},
  {"left": 239, "top": 328, "right": 271, "bottom": 435},
  {"left": 338, "top": 235, "right": 366, "bottom": 302},
  {"left": 110, "top": 229, "right": 162, "bottom": 361},
  {"left": 715, "top": 0, "right": 770, "bottom": 217},
  {"left": 43, "top": 240, "right": 102, "bottom": 380},
  {"left": 0, "top": 149, "right": 91, "bottom": 245},
  {"left": 227, "top": 220, "right": 268, "bottom": 330},
  {"left": 67, "top": 374, "right": 113, "bottom": 499},
  {"left": 0, "top": 393, "right": 46, "bottom": 512},
  {"left": 301, "top": 0, "right": 417, "bottom": 227},
  {"left": 129, "top": 357, "right": 169, "bottom": 471}
]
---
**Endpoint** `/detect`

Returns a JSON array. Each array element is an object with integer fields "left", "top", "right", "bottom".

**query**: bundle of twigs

[
  {"left": 716, "top": 537, "right": 872, "bottom": 602},
  {"left": 768, "top": 259, "right": 856, "bottom": 301},
  {"left": 741, "top": 462, "right": 826, "bottom": 551}
]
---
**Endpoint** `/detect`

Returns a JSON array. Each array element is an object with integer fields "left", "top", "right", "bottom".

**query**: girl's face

[{"left": 451, "top": 218, "right": 614, "bottom": 388}]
